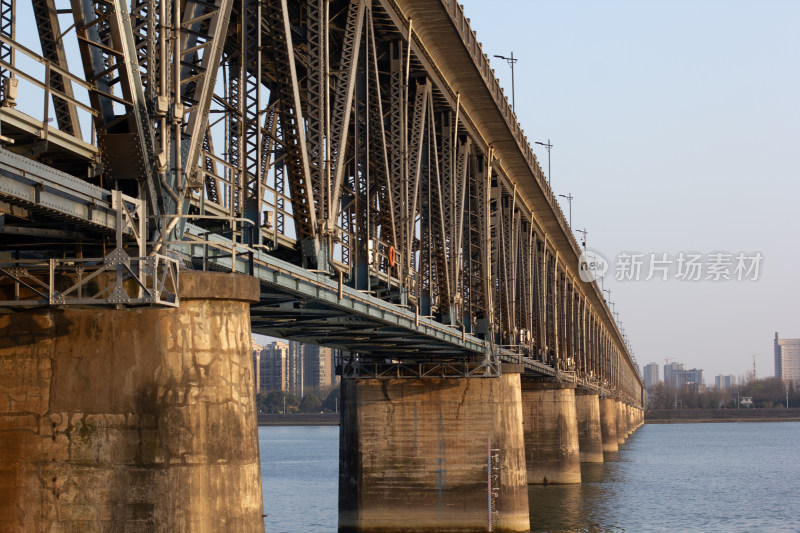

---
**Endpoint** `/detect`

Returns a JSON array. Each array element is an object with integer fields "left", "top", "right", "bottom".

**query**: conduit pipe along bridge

[{"left": 0, "top": 0, "right": 645, "bottom": 531}]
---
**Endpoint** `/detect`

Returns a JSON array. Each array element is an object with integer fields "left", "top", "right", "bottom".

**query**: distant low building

[{"left": 774, "top": 332, "right": 800, "bottom": 385}]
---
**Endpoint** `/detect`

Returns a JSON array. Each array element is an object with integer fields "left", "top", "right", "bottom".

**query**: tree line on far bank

[
  {"left": 647, "top": 377, "right": 799, "bottom": 409},
  {"left": 256, "top": 386, "right": 340, "bottom": 414}
]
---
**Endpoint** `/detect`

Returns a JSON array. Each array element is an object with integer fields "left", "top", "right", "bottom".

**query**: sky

[{"left": 460, "top": 0, "right": 800, "bottom": 382}]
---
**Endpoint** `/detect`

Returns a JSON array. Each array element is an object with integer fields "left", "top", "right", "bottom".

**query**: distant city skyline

[
  {"left": 460, "top": 0, "right": 800, "bottom": 380},
  {"left": 252, "top": 338, "right": 337, "bottom": 396}
]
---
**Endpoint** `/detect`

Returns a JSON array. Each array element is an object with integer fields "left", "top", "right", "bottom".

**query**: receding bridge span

[{"left": 0, "top": 0, "right": 644, "bottom": 530}]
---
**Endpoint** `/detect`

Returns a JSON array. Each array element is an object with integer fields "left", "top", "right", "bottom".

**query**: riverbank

[
  {"left": 646, "top": 408, "right": 800, "bottom": 424},
  {"left": 258, "top": 413, "right": 339, "bottom": 426}
]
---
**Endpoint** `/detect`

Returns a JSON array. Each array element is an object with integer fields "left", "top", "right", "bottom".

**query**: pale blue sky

[{"left": 462, "top": 0, "right": 800, "bottom": 381}]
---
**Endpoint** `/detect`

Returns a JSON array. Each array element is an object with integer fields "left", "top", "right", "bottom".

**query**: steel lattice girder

[{"left": 0, "top": 0, "right": 644, "bottom": 402}]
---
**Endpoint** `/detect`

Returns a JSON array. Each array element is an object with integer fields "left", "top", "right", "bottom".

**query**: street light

[
  {"left": 535, "top": 139, "right": 553, "bottom": 185},
  {"left": 576, "top": 228, "right": 587, "bottom": 250},
  {"left": 493, "top": 52, "right": 517, "bottom": 113},
  {"left": 558, "top": 193, "right": 573, "bottom": 227}
]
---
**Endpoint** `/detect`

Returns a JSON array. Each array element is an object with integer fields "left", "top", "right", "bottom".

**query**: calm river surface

[{"left": 259, "top": 422, "right": 800, "bottom": 532}]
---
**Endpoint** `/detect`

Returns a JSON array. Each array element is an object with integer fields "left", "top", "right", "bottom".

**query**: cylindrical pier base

[
  {"left": 616, "top": 401, "right": 628, "bottom": 444},
  {"left": 599, "top": 398, "right": 618, "bottom": 452},
  {"left": 627, "top": 405, "right": 635, "bottom": 436},
  {"left": 575, "top": 390, "right": 603, "bottom": 463},
  {"left": 0, "top": 272, "right": 264, "bottom": 532},
  {"left": 338, "top": 366, "right": 530, "bottom": 533},
  {"left": 520, "top": 382, "right": 581, "bottom": 484}
]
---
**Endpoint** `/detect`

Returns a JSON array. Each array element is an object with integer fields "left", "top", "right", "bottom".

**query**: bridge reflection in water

[{"left": 0, "top": 0, "right": 643, "bottom": 531}]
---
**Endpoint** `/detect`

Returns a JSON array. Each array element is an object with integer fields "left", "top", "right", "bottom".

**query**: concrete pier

[
  {"left": 616, "top": 401, "right": 628, "bottom": 445},
  {"left": 627, "top": 406, "right": 635, "bottom": 435},
  {"left": 0, "top": 272, "right": 264, "bottom": 532},
  {"left": 599, "top": 398, "right": 618, "bottom": 452},
  {"left": 575, "top": 390, "right": 604, "bottom": 463},
  {"left": 338, "top": 366, "right": 530, "bottom": 533},
  {"left": 520, "top": 382, "right": 581, "bottom": 484}
]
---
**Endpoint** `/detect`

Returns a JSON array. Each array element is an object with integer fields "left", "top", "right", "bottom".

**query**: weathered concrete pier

[
  {"left": 338, "top": 373, "right": 646, "bottom": 530},
  {"left": 520, "top": 382, "right": 581, "bottom": 484},
  {"left": 0, "top": 273, "right": 264, "bottom": 531},
  {"left": 616, "top": 401, "right": 628, "bottom": 445},
  {"left": 599, "top": 398, "right": 620, "bottom": 452},
  {"left": 575, "top": 390, "right": 604, "bottom": 463},
  {"left": 338, "top": 366, "right": 530, "bottom": 533}
]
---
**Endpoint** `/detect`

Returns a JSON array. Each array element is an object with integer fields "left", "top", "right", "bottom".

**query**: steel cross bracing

[{"left": 0, "top": 0, "right": 644, "bottom": 404}]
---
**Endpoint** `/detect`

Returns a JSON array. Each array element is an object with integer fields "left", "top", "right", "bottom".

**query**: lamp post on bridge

[
  {"left": 493, "top": 52, "right": 517, "bottom": 114},
  {"left": 558, "top": 193, "right": 573, "bottom": 228},
  {"left": 535, "top": 139, "right": 553, "bottom": 185},
  {"left": 576, "top": 228, "right": 587, "bottom": 250}
]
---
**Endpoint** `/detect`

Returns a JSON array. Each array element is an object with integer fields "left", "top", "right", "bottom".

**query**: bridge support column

[
  {"left": 575, "top": 390, "right": 603, "bottom": 463},
  {"left": 0, "top": 272, "right": 264, "bottom": 532},
  {"left": 627, "top": 406, "right": 635, "bottom": 436},
  {"left": 338, "top": 365, "right": 530, "bottom": 533},
  {"left": 599, "top": 398, "right": 618, "bottom": 452},
  {"left": 616, "top": 401, "right": 628, "bottom": 444},
  {"left": 520, "top": 382, "right": 581, "bottom": 484}
]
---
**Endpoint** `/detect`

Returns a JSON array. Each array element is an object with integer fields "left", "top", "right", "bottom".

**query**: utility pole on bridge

[
  {"left": 535, "top": 139, "right": 553, "bottom": 185},
  {"left": 558, "top": 193, "right": 573, "bottom": 227},
  {"left": 493, "top": 51, "right": 517, "bottom": 113}
]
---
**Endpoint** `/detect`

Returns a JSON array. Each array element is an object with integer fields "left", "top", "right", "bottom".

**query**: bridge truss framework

[{"left": 0, "top": 0, "right": 644, "bottom": 404}]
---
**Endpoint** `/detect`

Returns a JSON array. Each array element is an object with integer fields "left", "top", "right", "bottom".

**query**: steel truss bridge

[{"left": 0, "top": 0, "right": 643, "bottom": 404}]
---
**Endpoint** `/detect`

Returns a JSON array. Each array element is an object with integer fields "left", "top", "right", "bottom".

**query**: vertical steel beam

[{"left": 34, "top": 0, "right": 82, "bottom": 136}]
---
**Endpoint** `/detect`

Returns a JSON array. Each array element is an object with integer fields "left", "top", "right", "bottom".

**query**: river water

[{"left": 259, "top": 422, "right": 800, "bottom": 532}]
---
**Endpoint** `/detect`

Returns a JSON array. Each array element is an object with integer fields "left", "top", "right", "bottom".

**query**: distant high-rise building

[
  {"left": 252, "top": 338, "right": 340, "bottom": 395},
  {"left": 252, "top": 341, "right": 264, "bottom": 393},
  {"left": 287, "top": 341, "right": 304, "bottom": 398},
  {"left": 715, "top": 374, "right": 736, "bottom": 391},
  {"left": 682, "top": 368, "right": 705, "bottom": 391},
  {"left": 664, "top": 362, "right": 684, "bottom": 389},
  {"left": 253, "top": 341, "right": 289, "bottom": 392},
  {"left": 303, "top": 344, "right": 335, "bottom": 389},
  {"left": 774, "top": 333, "right": 800, "bottom": 384},
  {"left": 663, "top": 362, "right": 704, "bottom": 391},
  {"left": 643, "top": 363, "right": 659, "bottom": 390}
]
